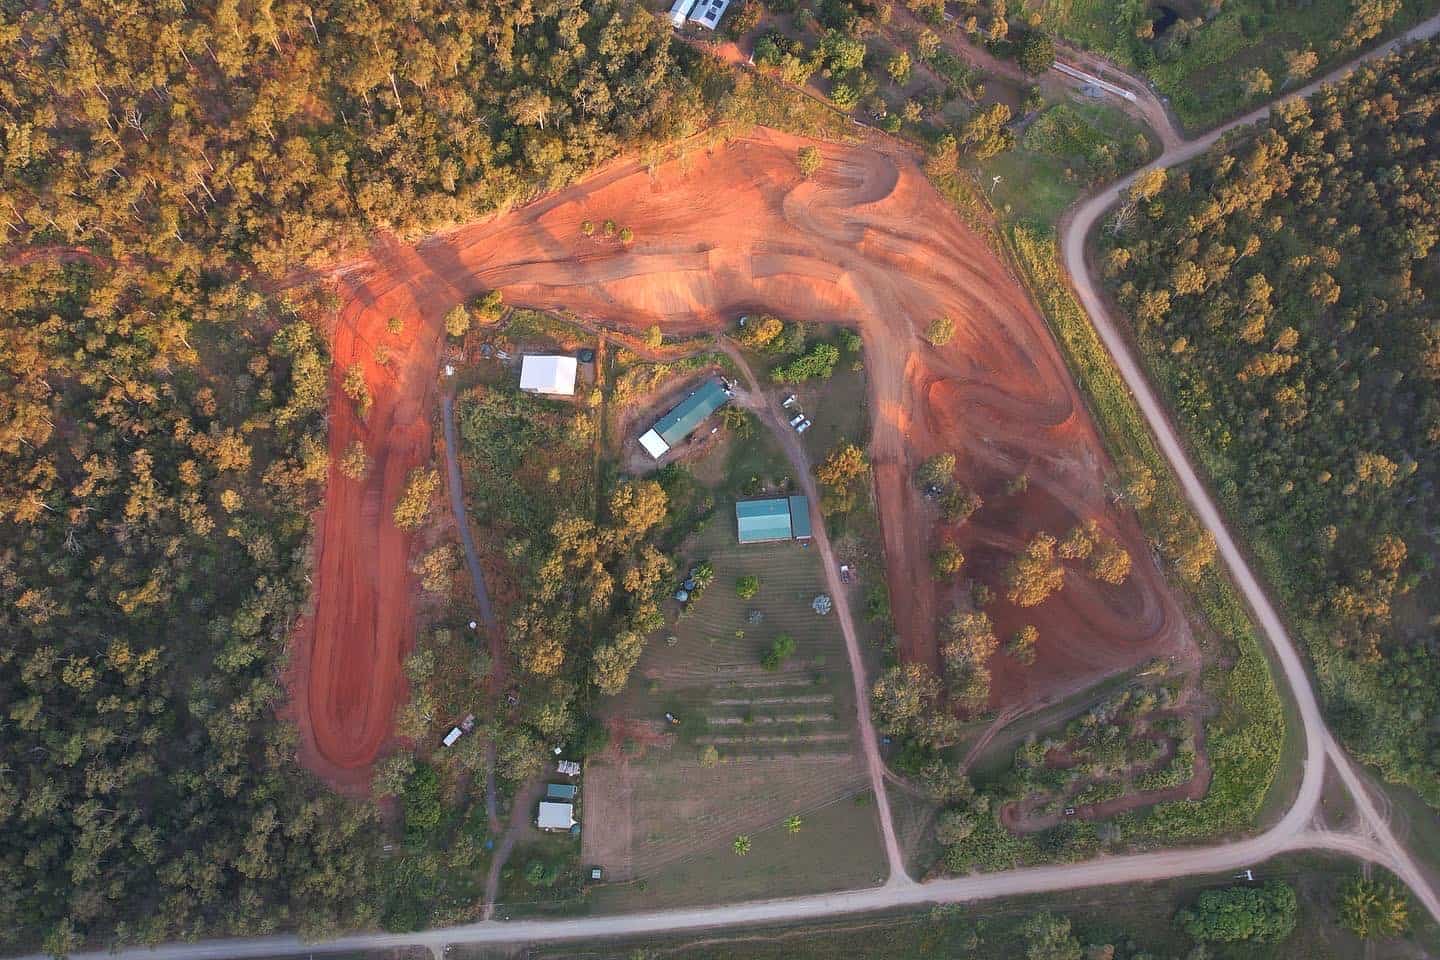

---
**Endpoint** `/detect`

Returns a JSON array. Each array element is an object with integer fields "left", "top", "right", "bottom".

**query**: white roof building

[
  {"left": 519, "top": 355, "right": 578, "bottom": 396},
  {"left": 537, "top": 801, "right": 576, "bottom": 831},
  {"left": 689, "top": 0, "right": 731, "bottom": 29},
  {"left": 668, "top": 0, "right": 697, "bottom": 27},
  {"left": 638, "top": 428, "right": 670, "bottom": 459}
]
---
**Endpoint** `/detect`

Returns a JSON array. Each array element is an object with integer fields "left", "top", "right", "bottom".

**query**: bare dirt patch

[{"left": 295, "top": 128, "right": 1193, "bottom": 787}]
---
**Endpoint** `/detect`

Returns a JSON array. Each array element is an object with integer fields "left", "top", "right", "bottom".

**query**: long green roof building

[
  {"left": 736, "top": 496, "right": 812, "bottom": 544},
  {"left": 638, "top": 379, "right": 730, "bottom": 459}
]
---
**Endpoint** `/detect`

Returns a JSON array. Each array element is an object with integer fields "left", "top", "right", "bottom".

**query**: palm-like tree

[
  {"left": 785, "top": 815, "right": 803, "bottom": 834},
  {"left": 732, "top": 834, "right": 752, "bottom": 856}
]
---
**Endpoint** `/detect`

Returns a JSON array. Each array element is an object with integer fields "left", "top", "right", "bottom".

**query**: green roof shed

[
  {"left": 736, "top": 498, "right": 793, "bottom": 543},
  {"left": 654, "top": 379, "right": 730, "bottom": 447},
  {"left": 788, "top": 496, "right": 812, "bottom": 540}
]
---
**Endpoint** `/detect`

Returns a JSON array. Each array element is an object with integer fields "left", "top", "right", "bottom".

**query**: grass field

[
  {"left": 577, "top": 514, "right": 885, "bottom": 907},
  {"left": 1027, "top": 0, "right": 1440, "bottom": 129},
  {"left": 978, "top": 98, "right": 1156, "bottom": 227},
  {"left": 468, "top": 853, "right": 1439, "bottom": 959}
]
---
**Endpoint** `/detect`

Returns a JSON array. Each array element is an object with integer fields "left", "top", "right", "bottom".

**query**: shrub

[
  {"left": 761, "top": 633, "right": 796, "bottom": 671},
  {"left": 796, "top": 145, "right": 822, "bottom": 178},
  {"left": 925, "top": 315, "right": 955, "bottom": 346},
  {"left": 735, "top": 575, "right": 760, "bottom": 599},
  {"left": 340, "top": 439, "right": 370, "bottom": 480},
  {"left": 931, "top": 542, "right": 966, "bottom": 579},
  {"left": 771, "top": 342, "right": 840, "bottom": 382},
  {"left": 916, "top": 453, "right": 956, "bottom": 489},
  {"left": 619, "top": 226, "right": 633, "bottom": 243},
  {"left": 393, "top": 467, "right": 440, "bottom": 530}
]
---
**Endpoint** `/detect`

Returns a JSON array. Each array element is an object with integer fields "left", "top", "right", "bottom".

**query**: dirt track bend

[{"left": 52, "top": 21, "right": 1440, "bottom": 960}]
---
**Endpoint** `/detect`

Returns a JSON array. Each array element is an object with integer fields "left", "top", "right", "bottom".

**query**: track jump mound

[{"left": 294, "top": 129, "right": 1194, "bottom": 787}]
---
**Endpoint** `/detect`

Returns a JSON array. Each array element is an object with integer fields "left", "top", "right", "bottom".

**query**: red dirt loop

[{"left": 292, "top": 129, "right": 1192, "bottom": 788}]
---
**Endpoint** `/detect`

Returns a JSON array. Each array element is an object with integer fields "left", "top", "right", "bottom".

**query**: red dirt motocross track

[{"left": 290, "top": 129, "right": 1190, "bottom": 790}]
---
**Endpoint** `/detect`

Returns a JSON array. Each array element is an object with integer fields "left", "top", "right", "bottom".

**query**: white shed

[
  {"left": 519, "top": 355, "right": 579, "bottom": 396},
  {"left": 537, "top": 801, "right": 576, "bottom": 831},
  {"left": 638, "top": 428, "right": 670, "bottom": 459}
]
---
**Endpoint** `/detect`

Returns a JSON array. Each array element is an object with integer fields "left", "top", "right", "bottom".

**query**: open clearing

[
  {"left": 578, "top": 518, "right": 884, "bottom": 905},
  {"left": 297, "top": 127, "right": 1193, "bottom": 787}
]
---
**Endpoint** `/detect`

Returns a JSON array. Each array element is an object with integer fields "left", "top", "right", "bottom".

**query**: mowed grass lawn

[{"left": 582, "top": 518, "right": 886, "bottom": 909}]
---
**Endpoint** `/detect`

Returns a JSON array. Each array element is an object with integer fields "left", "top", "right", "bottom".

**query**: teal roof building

[
  {"left": 736, "top": 496, "right": 812, "bottom": 544},
  {"left": 638, "top": 379, "right": 731, "bottom": 458},
  {"left": 788, "top": 495, "right": 813, "bottom": 540}
]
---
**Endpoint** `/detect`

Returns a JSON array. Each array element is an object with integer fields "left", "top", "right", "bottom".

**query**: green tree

[
  {"left": 1016, "top": 32, "right": 1056, "bottom": 75},
  {"left": 1338, "top": 877, "right": 1409, "bottom": 939},
  {"left": 886, "top": 51, "right": 912, "bottom": 84},
  {"left": 1177, "top": 881, "right": 1297, "bottom": 943},
  {"left": 733, "top": 835, "right": 752, "bottom": 856},
  {"left": 1006, "top": 533, "right": 1065, "bottom": 607},
  {"left": 444, "top": 304, "right": 470, "bottom": 338},
  {"left": 736, "top": 575, "right": 761, "bottom": 599},
  {"left": 785, "top": 814, "right": 803, "bottom": 833},
  {"left": 1022, "top": 912, "right": 1082, "bottom": 960}
]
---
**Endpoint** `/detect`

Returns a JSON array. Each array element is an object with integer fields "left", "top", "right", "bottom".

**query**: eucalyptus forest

[
  {"left": 1, "top": 0, "right": 716, "bottom": 950},
  {"left": 1102, "top": 41, "right": 1440, "bottom": 803}
]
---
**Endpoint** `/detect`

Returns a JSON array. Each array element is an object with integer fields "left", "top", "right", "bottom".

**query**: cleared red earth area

[{"left": 294, "top": 129, "right": 1191, "bottom": 786}]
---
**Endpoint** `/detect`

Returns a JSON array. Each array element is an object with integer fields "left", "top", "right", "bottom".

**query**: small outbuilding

[
  {"left": 520, "top": 355, "right": 579, "bottom": 396},
  {"left": 537, "top": 801, "right": 576, "bottom": 831},
  {"left": 546, "top": 783, "right": 578, "bottom": 802}
]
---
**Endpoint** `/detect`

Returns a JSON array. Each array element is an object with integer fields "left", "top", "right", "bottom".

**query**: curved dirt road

[{"left": 1060, "top": 11, "right": 1440, "bottom": 923}]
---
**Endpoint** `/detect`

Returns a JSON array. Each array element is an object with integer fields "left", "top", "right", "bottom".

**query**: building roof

[
  {"left": 669, "top": 0, "right": 698, "bottom": 26},
  {"left": 638, "top": 428, "right": 670, "bottom": 459},
  {"left": 537, "top": 801, "right": 575, "bottom": 830},
  {"left": 653, "top": 380, "right": 729, "bottom": 447},
  {"left": 519, "top": 355, "right": 578, "bottom": 396},
  {"left": 689, "top": 0, "right": 731, "bottom": 28},
  {"left": 546, "top": 783, "right": 578, "bottom": 801},
  {"left": 737, "top": 498, "right": 794, "bottom": 543},
  {"left": 788, "top": 495, "right": 813, "bottom": 539}
]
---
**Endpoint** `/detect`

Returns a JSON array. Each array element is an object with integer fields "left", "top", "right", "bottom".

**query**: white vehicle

[
  {"left": 796, "top": 418, "right": 812, "bottom": 433},
  {"left": 782, "top": 394, "right": 798, "bottom": 409},
  {"left": 788, "top": 413, "right": 806, "bottom": 428}
]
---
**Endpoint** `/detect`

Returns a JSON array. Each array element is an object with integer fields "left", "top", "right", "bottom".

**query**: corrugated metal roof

[
  {"left": 537, "top": 801, "right": 574, "bottom": 830},
  {"left": 788, "top": 496, "right": 812, "bottom": 539},
  {"left": 654, "top": 380, "right": 729, "bottom": 447},
  {"left": 736, "top": 498, "right": 793, "bottom": 543},
  {"left": 546, "top": 783, "right": 577, "bottom": 801}
]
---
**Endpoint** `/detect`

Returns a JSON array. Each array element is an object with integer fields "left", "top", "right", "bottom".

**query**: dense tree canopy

[
  {"left": 1103, "top": 41, "right": 1440, "bottom": 804},
  {"left": 0, "top": 0, "right": 734, "bottom": 949}
]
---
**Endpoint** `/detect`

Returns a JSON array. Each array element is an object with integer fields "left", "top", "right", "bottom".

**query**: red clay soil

[
  {"left": 293, "top": 129, "right": 1192, "bottom": 788},
  {"left": 287, "top": 237, "right": 462, "bottom": 793}
]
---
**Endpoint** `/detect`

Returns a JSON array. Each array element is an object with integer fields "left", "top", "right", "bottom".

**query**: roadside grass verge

[{"left": 466, "top": 852, "right": 1435, "bottom": 959}]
